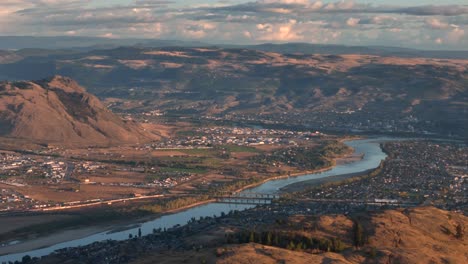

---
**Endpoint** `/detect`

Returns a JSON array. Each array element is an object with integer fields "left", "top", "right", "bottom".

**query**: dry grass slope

[
  {"left": 216, "top": 207, "right": 467, "bottom": 264},
  {"left": 0, "top": 76, "right": 159, "bottom": 146},
  {"left": 130, "top": 207, "right": 467, "bottom": 264}
]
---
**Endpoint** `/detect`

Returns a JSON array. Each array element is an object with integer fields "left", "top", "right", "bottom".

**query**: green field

[
  {"left": 159, "top": 166, "right": 208, "bottom": 174},
  {"left": 220, "top": 145, "right": 261, "bottom": 153}
]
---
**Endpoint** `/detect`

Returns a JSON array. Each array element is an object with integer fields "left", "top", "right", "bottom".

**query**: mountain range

[
  {"left": 0, "top": 45, "right": 466, "bottom": 138},
  {"left": 1, "top": 36, "right": 467, "bottom": 59}
]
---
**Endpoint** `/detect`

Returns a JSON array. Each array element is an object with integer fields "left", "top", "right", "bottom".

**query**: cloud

[
  {"left": 397, "top": 5, "right": 468, "bottom": 16},
  {"left": 426, "top": 18, "right": 449, "bottom": 29},
  {"left": 346, "top": 17, "right": 360, "bottom": 27},
  {"left": 0, "top": 0, "right": 466, "bottom": 50},
  {"left": 260, "top": 0, "right": 309, "bottom": 4},
  {"left": 446, "top": 26, "right": 465, "bottom": 43},
  {"left": 369, "top": 15, "right": 397, "bottom": 25},
  {"left": 257, "top": 19, "right": 303, "bottom": 41}
]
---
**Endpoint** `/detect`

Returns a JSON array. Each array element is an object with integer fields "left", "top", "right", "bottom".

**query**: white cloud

[
  {"left": 257, "top": 23, "right": 273, "bottom": 32},
  {"left": 309, "top": 1, "right": 324, "bottom": 10},
  {"left": 426, "top": 18, "right": 449, "bottom": 29},
  {"left": 346, "top": 17, "right": 360, "bottom": 27},
  {"left": 257, "top": 20, "right": 303, "bottom": 41},
  {"left": 446, "top": 26, "right": 465, "bottom": 43},
  {"left": 101, "top": 32, "right": 117, "bottom": 38}
]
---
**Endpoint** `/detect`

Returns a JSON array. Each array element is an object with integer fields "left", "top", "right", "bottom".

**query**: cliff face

[{"left": 0, "top": 76, "right": 158, "bottom": 145}]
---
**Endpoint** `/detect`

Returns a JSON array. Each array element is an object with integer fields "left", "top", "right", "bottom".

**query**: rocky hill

[{"left": 0, "top": 76, "right": 158, "bottom": 145}]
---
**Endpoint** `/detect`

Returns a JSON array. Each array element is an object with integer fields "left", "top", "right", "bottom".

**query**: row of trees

[
  {"left": 251, "top": 146, "right": 331, "bottom": 170},
  {"left": 225, "top": 230, "right": 346, "bottom": 253},
  {"left": 139, "top": 194, "right": 210, "bottom": 213}
]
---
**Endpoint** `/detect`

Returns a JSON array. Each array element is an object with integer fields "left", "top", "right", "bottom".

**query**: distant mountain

[
  {"left": 0, "top": 76, "right": 158, "bottom": 145},
  {"left": 0, "top": 46, "right": 466, "bottom": 137},
  {"left": 0, "top": 50, "right": 22, "bottom": 64},
  {"left": 242, "top": 43, "right": 468, "bottom": 59},
  {"left": 0, "top": 36, "right": 467, "bottom": 59},
  {"left": 0, "top": 36, "right": 207, "bottom": 51}
]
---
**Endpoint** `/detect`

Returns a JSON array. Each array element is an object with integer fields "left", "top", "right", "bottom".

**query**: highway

[{"left": 33, "top": 194, "right": 165, "bottom": 212}]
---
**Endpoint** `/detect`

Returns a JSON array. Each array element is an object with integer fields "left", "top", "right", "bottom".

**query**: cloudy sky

[{"left": 0, "top": 0, "right": 467, "bottom": 50}]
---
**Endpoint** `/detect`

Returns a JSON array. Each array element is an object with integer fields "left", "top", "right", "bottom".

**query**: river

[{"left": 0, "top": 137, "right": 389, "bottom": 262}]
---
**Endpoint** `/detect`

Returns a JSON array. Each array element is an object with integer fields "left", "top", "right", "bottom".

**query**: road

[{"left": 33, "top": 194, "right": 165, "bottom": 212}]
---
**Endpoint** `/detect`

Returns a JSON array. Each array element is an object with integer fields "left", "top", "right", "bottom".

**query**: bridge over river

[
  {"left": 214, "top": 192, "right": 281, "bottom": 204},
  {"left": 213, "top": 192, "right": 417, "bottom": 207}
]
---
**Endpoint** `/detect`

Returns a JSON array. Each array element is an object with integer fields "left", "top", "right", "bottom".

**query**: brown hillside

[
  {"left": 128, "top": 207, "right": 467, "bottom": 264},
  {"left": 216, "top": 207, "right": 467, "bottom": 264},
  {"left": 0, "top": 76, "right": 159, "bottom": 145},
  {"left": 365, "top": 206, "right": 467, "bottom": 264},
  {"left": 218, "top": 244, "right": 352, "bottom": 264}
]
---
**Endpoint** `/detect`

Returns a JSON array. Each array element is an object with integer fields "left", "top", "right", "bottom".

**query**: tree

[
  {"left": 274, "top": 232, "right": 279, "bottom": 246},
  {"left": 331, "top": 237, "right": 345, "bottom": 252},
  {"left": 287, "top": 241, "right": 296, "bottom": 250},
  {"left": 456, "top": 223, "right": 465, "bottom": 240},
  {"left": 266, "top": 232, "right": 272, "bottom": 245},
  {"left": 296, "top": 242, "right": 303, "bottom": 251},
  {"left": 353, "top": 221, "right": 364, "bottom": 248},
  {"left": 319, "top": 238, "right": 331, "bottom": 252},
  {"left": 249, "top": 231, "right": 255, "bottom": 243},
  {"left": 21, "top": 255, "right": 31, "bottom": 263}
]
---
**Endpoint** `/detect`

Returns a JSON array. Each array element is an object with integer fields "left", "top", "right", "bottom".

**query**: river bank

[
  {"left": 0, "top": 157, "right": 348, "bottom": 256},
  {"left": 235, "top": 139, "right": 358, "bottom": 194},
  {"left": 0, "top": 162, "right": 341, "bottom": 256},
  {"left": 279, "top": 169, "right": 374, "bottom": 193},
  {"left": 0, "top": 137, "right": 388, "bottom": 262},
  {"left": 0, "top": 198, "right": 220, "bottom": 256},
  {"left": 0, "top": 226, "right": 107, "bottom": 256}
]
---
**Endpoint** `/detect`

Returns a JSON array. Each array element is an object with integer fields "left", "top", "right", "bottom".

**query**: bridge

[
  {"left": 214, "top": 192, "right": 281, "bottom": 205},
  {"left": 213, "top": 192, "right": 418, "bottom": 207}
]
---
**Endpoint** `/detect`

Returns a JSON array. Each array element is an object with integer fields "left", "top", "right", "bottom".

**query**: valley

[
  {"left": 0, "top": 46, "right": 466, "bottom": 263},
  {"left": 0, "top": 0, "right": 467, "bottom": 262}
]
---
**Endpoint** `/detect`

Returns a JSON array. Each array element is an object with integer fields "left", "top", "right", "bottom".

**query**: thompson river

[{"left": 0, "top": 137, "right": 389, "bottom": 263}]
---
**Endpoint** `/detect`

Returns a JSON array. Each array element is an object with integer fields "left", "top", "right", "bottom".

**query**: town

[
  {"left": 206, "top": 110, "right": 458, "bottom": 138},
  {"left": 294, "top": 141, "right": 467, "bottom": 214},
  {"left": 0, "top": 125, "right": 329, "bottom": 212}
]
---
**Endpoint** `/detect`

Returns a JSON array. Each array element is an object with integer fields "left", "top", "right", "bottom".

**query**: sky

[{"left": 0, "top": 0, "right": 467, "bottom": 50}]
